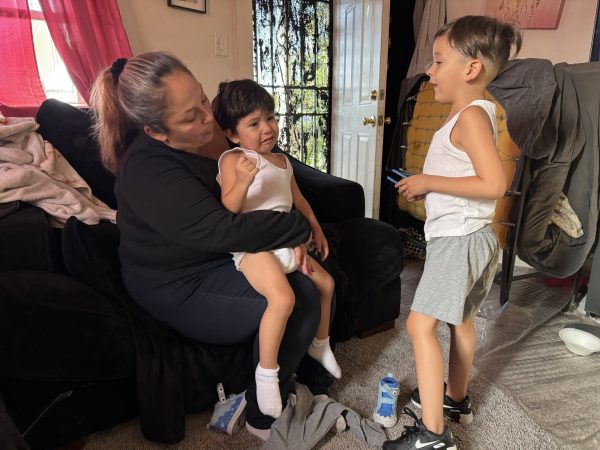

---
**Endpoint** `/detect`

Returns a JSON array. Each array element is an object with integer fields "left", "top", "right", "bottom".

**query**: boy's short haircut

[
  {"left": 434, "top": 15, "right": 522, "bottom": 79},
  {"left": 212, "top": 79, "right": 275, "bottom": 132}
]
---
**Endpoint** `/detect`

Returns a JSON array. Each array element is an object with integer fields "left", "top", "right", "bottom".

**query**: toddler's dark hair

[
  {"left": 212, "top": 79, "right": 275, "bottom": 132},
  {"left": 435, "top": 15, "right": 522, "bottom": 78}
]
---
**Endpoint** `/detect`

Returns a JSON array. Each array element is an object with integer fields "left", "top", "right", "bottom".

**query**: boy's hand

[
  {"left": 235, "top": 156, "right": 258, "bottom": 188},
  {"left": 311, "top": 228, "right": 329, "bottom": 261},
  {"left": 397, "top": 174, "right": 429, "bottom": 202}
]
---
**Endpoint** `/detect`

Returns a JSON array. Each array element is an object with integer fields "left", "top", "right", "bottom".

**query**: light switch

[{"left": 214, "top": 32, "right": 228, "bottom": 56}]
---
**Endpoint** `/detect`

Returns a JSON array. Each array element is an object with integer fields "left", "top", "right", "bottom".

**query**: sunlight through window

[
  {"left": 253, "top": 0, "right": 332, "bottom": 172},
  {"left": 28, "top": 0, "right": 84, "bottom": 105}
]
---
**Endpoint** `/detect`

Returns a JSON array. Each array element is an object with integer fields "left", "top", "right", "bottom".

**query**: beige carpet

[
  {"left": 476, "top": 280, "right": 600, "bottom": 450},
  {"left": 83, "top": 259, "right": 600, "bottom": 449}
]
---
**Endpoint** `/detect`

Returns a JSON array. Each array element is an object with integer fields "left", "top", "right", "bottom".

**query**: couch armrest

[
  {"left": 36, "top": 99, "right": 117, "bottom": 209},
  {"left": 283, "top": 151, "right": 365, "bottom": 223}
]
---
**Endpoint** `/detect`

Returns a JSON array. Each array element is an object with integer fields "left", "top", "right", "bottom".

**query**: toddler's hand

[
  {"left": 294, "top": 244, "right": 312, "bottom": 275},
  {"left": 235, "top": 156, "right": 258, "bottom": 188},
  {"left": 311, "top": 228, "right": 329, "bottom": 261}
]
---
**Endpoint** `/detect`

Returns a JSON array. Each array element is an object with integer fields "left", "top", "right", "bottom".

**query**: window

[
  {"left": 253, "top": 0, "right": 332, "bottom": 172},
  {"left": 28, "top": 0, "right": 83, "bottom": 105}
]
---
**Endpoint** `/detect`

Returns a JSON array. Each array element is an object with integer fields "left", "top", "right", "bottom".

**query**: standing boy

[{"left": 384, "top": 15, "right": 522, "bottom": 450}]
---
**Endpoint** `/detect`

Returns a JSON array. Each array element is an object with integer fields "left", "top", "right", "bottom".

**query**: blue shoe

[
  {"left": 373, "top": 373, "right": 400, "bottom": 428},
  {"left": 207, "top": 382, "right": 247, "bottom": 435}
]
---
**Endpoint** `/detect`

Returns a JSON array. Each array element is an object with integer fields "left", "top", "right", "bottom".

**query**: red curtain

[
  {"left": 0, "top": 0, "right": 47, "bottom": 117},
  {"left": 39, "top": 0, "right": 133, "bottom": 104}
]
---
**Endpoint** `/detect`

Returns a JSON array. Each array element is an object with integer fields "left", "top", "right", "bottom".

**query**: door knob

[
  {"left": 384, "top": 116, "right": 392, "bottom": 125},
  {"left": 362, "top": 116, "right": 376, "bottom": 127}
]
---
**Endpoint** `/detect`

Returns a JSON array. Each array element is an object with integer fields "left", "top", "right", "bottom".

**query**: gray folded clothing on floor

[{"left": 262, "top": 382, "right": 386, "bottom": 450}]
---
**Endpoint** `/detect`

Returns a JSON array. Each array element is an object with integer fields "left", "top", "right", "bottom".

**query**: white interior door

[{"left": 331, "top": 0, "right": 390, "bottom": 218}]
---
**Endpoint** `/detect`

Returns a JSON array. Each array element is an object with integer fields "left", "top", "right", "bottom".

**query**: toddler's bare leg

[
  {"left": 239, "top": 252, "right": 295, "bottom": 418},
  {"left": 305, "top": 256, "right": 341, "bottom": 378},
  {"left": 305, "top": 256, "right": 335, "bottom": 339}
]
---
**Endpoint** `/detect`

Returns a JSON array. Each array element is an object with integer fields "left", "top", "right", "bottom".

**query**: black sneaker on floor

[
  {"left": 411, "top": 385, "right": 473, "bottom": 425},
  {"left": 382, "top": 407, "right": 456, "bottom": 450}
]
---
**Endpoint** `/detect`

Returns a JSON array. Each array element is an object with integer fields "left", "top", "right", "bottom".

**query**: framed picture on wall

[
  {"left": 168, "top": 0, "right": 206, "bottom": 14},
  {"left": 485, "top": 0, "right": 565, "bottom": 29}
]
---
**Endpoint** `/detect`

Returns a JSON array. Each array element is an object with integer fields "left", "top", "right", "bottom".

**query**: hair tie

[{"left": 110, "top": 58, "right": 128, "bottom": 82}]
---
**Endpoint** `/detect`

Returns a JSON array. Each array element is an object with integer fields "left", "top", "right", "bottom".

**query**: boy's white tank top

[
  {"left": 423, "top": 100, "right": 498, "bottom": 241},
  {"left": 217, "top": 147, "right": 293, "bottom": 213}
]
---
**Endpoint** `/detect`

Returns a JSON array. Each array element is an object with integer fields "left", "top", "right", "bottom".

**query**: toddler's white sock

[
  {"left": 255, "top": 364, "right": 282, "bottom": 418},
  {"left": 307, "top": 336, "right": 342, "bottom": 379}
]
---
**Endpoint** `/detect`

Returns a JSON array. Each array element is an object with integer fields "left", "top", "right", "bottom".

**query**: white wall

[
  {"left": 115, "top": 0, "right": 597, "bottom": 96},
  {"left": 447, "top": 0, "right": 598, "bottom": 64},
  {"left": 116, "top": 0, "right": 254, "bottom": 99}
]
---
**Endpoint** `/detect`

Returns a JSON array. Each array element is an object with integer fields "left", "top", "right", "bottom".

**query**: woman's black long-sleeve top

[{"left": 115, "top": 132, "right": 311, "bottom": 281}]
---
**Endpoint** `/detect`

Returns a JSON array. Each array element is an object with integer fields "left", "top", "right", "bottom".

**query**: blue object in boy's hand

[
  {"left": 386, "top": 175, "right": 400, "bottom": 186},
  {"left": 390, "top": 168, "right": 413, "bottom": 179}
]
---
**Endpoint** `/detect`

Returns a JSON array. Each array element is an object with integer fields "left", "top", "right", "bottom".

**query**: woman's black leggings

[{"left": 123, "top": 258, "right": 332, "bottom": 429}]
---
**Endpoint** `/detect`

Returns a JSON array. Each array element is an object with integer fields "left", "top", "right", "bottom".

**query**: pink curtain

[
  {"left": 0, "top": 0, "right": 47, "bottom": 117},
  {"left": 39, "top": 0, "right": 133, "bottom": 104}
]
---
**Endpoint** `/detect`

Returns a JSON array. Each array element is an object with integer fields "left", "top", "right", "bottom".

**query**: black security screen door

[{"left": 253, "top": 0, "right": 332, "bottom": 172}]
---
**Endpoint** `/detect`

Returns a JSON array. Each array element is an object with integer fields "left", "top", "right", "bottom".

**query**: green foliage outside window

[{"left": 253, "top": 0, "right": 332, "bottom": 172}]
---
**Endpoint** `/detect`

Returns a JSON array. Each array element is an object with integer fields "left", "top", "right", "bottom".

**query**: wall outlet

[{"left": 214, "top": 32, "right": 228, "bottom": 57}]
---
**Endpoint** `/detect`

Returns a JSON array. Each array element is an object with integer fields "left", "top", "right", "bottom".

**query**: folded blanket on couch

[{"left": 0, "top": 118, "right": 116, "bottom": 226}]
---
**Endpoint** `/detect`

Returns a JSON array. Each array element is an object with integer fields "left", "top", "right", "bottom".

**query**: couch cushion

[
  {"left": 61, "top": 217, "right": 124, "bottom": 300},
  {"left": 0, "top": 203, "right": 62, "bottom": 273},
  {"left": 0, "top": 270, "right": 134, "bottom": 381}
]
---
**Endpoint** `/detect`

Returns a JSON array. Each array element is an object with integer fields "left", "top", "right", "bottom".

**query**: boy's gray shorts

[{"left": 411, "top": 225, "right": 500, "bottom": 325}]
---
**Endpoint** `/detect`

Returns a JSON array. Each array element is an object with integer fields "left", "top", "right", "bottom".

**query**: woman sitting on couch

[{"left": 90, "top": 51, "right": 333, "bottom": 440}]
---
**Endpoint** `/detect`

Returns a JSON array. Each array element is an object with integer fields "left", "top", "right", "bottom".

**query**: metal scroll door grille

[{"left": 253, "top": 0, "right": 332, "bottom": 172}]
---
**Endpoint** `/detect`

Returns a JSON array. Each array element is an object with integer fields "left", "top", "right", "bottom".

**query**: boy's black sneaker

[
  {"left": 411, "top": 385, "right": 473, "bottom": 425},
  {"left": 382, "top": 407, "right": 456, "bottom": 450}
]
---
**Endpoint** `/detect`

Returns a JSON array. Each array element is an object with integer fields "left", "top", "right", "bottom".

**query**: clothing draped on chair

[{"left": 406, "top": 0, "right": 446, "bottom": 78}]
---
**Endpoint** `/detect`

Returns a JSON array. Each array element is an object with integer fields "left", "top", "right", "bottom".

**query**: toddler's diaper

[{"left": 232, "top": 248, "right": 298, "bottom": 274}]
